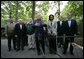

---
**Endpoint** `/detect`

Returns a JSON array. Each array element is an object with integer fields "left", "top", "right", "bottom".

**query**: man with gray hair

[
  {"left": 63, "top": 13, "right": 78, "bottom": 55},
  {"left": 14, "top": 19, "right": 27, "bottom": 51},
  {"left": 32, "top": 13, "right": 46, "bottom": 55},
  {"left": 26, "top": 18, "right": 35, "bottom": 50}
]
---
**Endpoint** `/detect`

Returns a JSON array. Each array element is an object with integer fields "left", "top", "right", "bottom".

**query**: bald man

[
  {"left": 5, "top": 18, "right": 16, "bottom": 51},
  {"left": 14, "top": 19, "right": 27, "bottom": 51}
]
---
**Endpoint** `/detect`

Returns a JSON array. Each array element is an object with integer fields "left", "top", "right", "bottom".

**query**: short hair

[
  {"left": 49, "top": 14, "right": 54, "bottom": 20},
  {"left": 18, "top": 19, "right": 23, "bottom": 22},
  {"left": 36, "top": 13, "right": 41, "bottom": 17},
  {"left": 10, "top": 18, "right": 13, "bottom": 20},
  {"left": 67, "top": 13, "right": 72, "bottom": 17},
  {"left": 29, "top": 18, "right": 32, "bottom": 20},
  {"left": 58, "top": 16, "right": 62, "bottom": 18},
  {"left": 18, "top": 19, "right": 22, "bottom": 21}
]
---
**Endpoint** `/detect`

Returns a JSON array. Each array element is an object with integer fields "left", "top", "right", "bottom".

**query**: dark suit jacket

[
  {"left": 57, "top": 21, "right": 65, "bottom": 36},
  {"left": 14, "top": 23, "right": 27, "bottom": 37},
  {"left": 64, "top": 20, "right": 78, "bottom": 36}
]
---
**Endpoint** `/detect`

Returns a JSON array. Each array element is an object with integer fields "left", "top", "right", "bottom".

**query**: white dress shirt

[
  {"left": 20, "top": 24, "right": 22, "bottom": 29},
  {"left": 68, "top": 20, "right": 71, "bottom": 27},
  {"left": 60, "top": 21, "right": 62, "bottom": 26}
]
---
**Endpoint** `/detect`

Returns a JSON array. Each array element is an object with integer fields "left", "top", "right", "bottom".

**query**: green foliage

[
  {"left": 1, "top": 1, "right": 83, "bottom": 27},
  {"left": 1, "top": 29, "right": 6, "bottom": 38},
  {"left": 61, "top": 1, "right": 83, "bottom": 20},
  {"left": 1, "top": 1, "right": 51, "bottom": 25},
  {"left": 61, "top": 1, "right": 83, "bottom": 35}
]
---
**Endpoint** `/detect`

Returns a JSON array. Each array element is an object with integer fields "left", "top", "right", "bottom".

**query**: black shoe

[
  {"left": 63, "top": 51, "right": 66, "bottom": 54},
  {"left": 58, "top": 44, "right": 61, "bottom": 48},
  {"left": 37, "top": 52, "right": 41, "bottom": 55},
  {"left": 8, "top": 49, "right": 11, "bottom": 51},
  {"left": 53, "top": 52, "right": 57, "bottom": 54},
  {"left": 22, "top": 48, "right": 24, "bottom": 51},
  {"left": 32, "top": 48, "right": 35, "bottom": 50},
  {"left": 16, "top": 49, "right": 20, "bottom": 51},
  {"left": 49, "top": 51, "right": 53, "bottom": 54},
  {"left": 70, "top": 52, "right": 74, "bottom": 55},
  {"left": 28, "top": 48, "right": 32, "bottom": 50},
  {"left": 26, "top": 44, "right": 28, "bottom": 46},
  {"left": 14, "top": 48, "right": 16, "bottom": 50}
]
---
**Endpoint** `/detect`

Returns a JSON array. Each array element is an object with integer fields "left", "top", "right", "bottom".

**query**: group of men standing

[
  {"left": 57, "top": 14, "right": 78, "bottom": 55},
  {"left": 5, "top": 13, "right": 78, "bottom": 55}
]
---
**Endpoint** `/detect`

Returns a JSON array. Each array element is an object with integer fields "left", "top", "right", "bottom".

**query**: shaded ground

[{"left": 1, "top": 39, "right": 83, "bottom": 58}]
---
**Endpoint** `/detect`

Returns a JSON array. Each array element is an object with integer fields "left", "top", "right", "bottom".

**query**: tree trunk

[
  {"left": 32, "top": 1, "right": 35, "bottom": 20},
  {"left": 15, "top": 1, "right": 18, "bottom": 22},
  {"left": 58, "top": 1, "right": 60, "bottom": 17},
  {"left": 9, "top": 1, "right": 11, "bottom": 19}
]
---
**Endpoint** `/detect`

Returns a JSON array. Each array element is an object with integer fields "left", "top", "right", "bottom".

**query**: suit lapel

[
  {"left": 18, "top": 24, "right": 21, "bottom": 30},
  {"left": 19, "top": 23, "right": 23, "bottom": 30},
  {"left": 67, "top": 20, "right": 69, "bottom": 27},
  {"left": 59, "top": 21, "right": 61, "bottom": 26},
  {"left": 70, "top": 20, "right": 72, "bottom": 27},
  {"left": 22, "top": 23, "right": 23, "bottom": 30}
]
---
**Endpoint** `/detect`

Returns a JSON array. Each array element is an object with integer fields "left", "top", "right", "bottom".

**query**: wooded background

[{"left": 1, "top": 1, "right": 83, "bottom": 41}]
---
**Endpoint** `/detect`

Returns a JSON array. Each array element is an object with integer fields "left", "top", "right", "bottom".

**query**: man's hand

[
  {"left": 42, "top": 20, "right": 45, "bottom": 25},
  {"left": 5, "top": 34, "right": 7, "bottom": 37},
  {"left": 71, "top": 42, "right": 76, "bottom": 47},
  {"left": 35, "top": 22, "right": 40, "bottom": 26},
  {"left": 50, "top": 33, "right": 54, "bottom": 36},
  {"left": 15, "top": 35, "right": 18, "bottom": 37},
  {"left": 74, "top": 34, "right": 77, "bottom": 37}
]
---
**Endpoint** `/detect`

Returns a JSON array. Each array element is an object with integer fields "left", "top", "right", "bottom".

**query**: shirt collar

[
  {"left": 68, "top": 19, "right": 71, "bottom": 21},
  {"left": 60, "top": 20, "right": 62, "bottom": 22},
  {"left": 10, "top": 22, "right": 13, "bottom": 24},
  {"left": 29, "top": 22, "right": 32, "bottom": 24}
]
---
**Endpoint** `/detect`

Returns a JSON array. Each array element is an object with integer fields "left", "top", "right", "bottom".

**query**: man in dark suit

[
  {"left": 63, "top": 13, "right": 78, "bottom": 55},
  {"left": 57, "top": 16, "right": 65, "bottom": 48},
  {"left": 14, "top": 19, "right": 27, "bottom": 51},
  {"left": 32, "top": 13, "right": 46, "bottom": 55}
]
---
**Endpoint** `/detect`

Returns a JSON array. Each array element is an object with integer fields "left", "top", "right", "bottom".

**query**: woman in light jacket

[{"left": 47, "top": 14, "right": 57, "bottom": 54}]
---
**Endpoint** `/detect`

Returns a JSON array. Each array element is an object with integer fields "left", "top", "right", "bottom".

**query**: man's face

[
  {"left": 37, "top": 14, "right": 41, "bottom": 20},
  {"left": 58, "top": 16, "right": 62, "bottom": 21},
  {"left": 10, "top": 19, "right": 13, "bottom": 23},
  {"left": 29, "top": 18, "right": 33, "bottom": 23},
  {"left": 67, "top": 14, "right": 72, "bottom": 19},
  {"left": 19, "top": 19, "right": 22, "bottom": 23}
]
